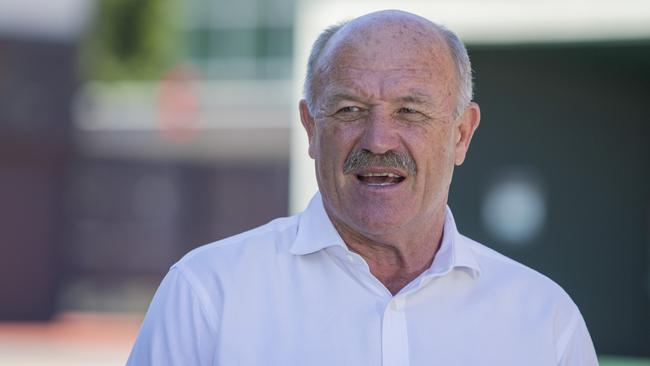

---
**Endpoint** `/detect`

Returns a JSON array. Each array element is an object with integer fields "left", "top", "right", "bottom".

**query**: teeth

[{"left": 361, "top": 173, "right": 401, "bottom": 177}]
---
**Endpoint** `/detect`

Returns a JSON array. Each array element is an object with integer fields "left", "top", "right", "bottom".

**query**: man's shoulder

[
  {"left": 458, "top": 234, "right": 575, "bottom": 303},
  {"left": 455, "top": 235, "right": 594, "bottom": 363}
]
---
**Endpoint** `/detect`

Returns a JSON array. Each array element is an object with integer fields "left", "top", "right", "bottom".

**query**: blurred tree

[{"left": 81, "top": 0, "right": 181, "bottom": 80}]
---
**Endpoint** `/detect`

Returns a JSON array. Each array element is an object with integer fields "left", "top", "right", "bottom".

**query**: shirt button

[{"left": 346, "top": 254, "right": 354, "bottom": 263}]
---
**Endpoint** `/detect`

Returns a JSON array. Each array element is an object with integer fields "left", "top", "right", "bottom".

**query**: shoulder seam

[
  {"left": 172, "top": 265, "right": 221, "bottom": 338},
  {"left": 555, "top": 304, "right": 581, "bottom": 364}
]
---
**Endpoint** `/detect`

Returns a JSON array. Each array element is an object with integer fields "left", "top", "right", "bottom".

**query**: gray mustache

[{"left": 343, "top": 150, "right": 417, "bottom": 176}]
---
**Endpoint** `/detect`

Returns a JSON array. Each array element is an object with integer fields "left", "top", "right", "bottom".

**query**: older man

[{"left": 128, "top": 10, "right": 598, "bottom": 366}]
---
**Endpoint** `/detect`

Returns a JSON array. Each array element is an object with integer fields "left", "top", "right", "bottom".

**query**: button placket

[{"left": 382, "top": 296, "right": 410, "bottom": 366}]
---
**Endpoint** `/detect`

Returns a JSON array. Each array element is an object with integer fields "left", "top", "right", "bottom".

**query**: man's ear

[
  {"left": 299, "top": 99, "right": 316, "bottom": 159},
  {"left": 454, "top": 102, "right": 481, "bottom": 166}
]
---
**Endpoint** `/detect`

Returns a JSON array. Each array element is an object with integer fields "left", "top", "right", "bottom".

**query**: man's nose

[{"left": 359, "top": 111, "right": 400, "bottom": 155}]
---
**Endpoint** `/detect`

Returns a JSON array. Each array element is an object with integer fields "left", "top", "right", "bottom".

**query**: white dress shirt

[{"left": 127, "top": 193, "right": 598, "bottom": 366}]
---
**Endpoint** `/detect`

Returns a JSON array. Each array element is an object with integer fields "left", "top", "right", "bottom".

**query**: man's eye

[
  {"left": 339, "top": 106, "right": 361, "bottom": 113},
  {"left": 397, "top": 107, "right": 429, "bottom": 122},
  {"left": 332, "top": 106, "right": 365, "bottom": 121},
  {"left": 399, "top": 107, "right": 418, "bottom": 114}
]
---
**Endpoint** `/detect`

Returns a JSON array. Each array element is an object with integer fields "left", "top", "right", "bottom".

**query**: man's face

[{"left": 300, "top": 19, "right": 479, "bottom": 240}]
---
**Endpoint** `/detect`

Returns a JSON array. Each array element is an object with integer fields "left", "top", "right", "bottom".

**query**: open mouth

[{"left": 356, "top": 172, "right": 405, "bottom": 186}]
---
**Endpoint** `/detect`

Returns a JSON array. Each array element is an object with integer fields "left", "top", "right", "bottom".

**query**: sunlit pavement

[{"left": 0, "top": 312, "right": 142, "bottom": 366}]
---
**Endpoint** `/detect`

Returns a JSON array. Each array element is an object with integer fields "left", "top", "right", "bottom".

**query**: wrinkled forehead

[{"left": 321, "top": 67, "right": 444, "bottom": 100}]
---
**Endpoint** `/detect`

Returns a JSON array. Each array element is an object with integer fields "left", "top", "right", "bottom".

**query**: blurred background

[{"left": 0, "top": 0, "right": 648, "bottom": 364}]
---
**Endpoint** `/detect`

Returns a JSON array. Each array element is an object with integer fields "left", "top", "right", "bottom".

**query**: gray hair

[{"left": 303, "top": 19, "right": 474, "bottom": 119}]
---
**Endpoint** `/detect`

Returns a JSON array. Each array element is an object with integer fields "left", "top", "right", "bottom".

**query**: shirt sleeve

[
  {"left": 126, "top": 266, "right": 218, "bottom": 366},
  {"left": 556, "top": 309, "right": 599, "bottom": 366}
]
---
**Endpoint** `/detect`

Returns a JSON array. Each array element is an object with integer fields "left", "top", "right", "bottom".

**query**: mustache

[{"left": 343, "top": 149, "right": 417, "bottom": 176}]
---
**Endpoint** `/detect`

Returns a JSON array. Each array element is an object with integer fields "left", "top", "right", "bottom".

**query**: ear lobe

[
  {"left": 299, "top": 100, "right": 316, "bottom": 159},
  {"left": 454, "top": 102, "right": 481, "bottom": 166}
]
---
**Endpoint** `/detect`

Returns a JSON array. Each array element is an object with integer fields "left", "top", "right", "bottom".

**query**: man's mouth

[{"left": 356, "top": 172, "right": 405, "bottom": 186}]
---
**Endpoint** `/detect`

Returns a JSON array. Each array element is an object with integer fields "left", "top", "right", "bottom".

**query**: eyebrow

[
  {"left": 319, "top": 89, "right": 436, "bottom": 111},
  {"left": 396, "top": 92, "right": 434, "bottom": 105},
  {"left": 320, "top": 92, "right": 367, "bottom": 110}
]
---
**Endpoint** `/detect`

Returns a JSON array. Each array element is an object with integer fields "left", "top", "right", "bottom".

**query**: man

[{"left": 128, "top": 10, "right": 598, "bottom": 365}]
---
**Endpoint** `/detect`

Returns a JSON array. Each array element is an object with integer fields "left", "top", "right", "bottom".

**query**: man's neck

[{"left": 330, "top": 210, "right": 446, "bottom": 295}]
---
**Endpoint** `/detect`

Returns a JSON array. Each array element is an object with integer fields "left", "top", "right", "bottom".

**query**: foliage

[{"left": 80, "top": 0, "right": 181, "bottom": 81}]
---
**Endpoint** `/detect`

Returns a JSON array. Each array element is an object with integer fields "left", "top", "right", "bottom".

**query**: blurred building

[
  {"left": 182, "top": 0, "right": 294, "bottom": 79},
  {"left": 0, "top": 0, "right": 89, "bottom": 321},
  {"left": 66, "top": 0, "right": 295, "bottom": 312},
  {"left": 1, "top": 0, "right": 295, "bottom": 318}
]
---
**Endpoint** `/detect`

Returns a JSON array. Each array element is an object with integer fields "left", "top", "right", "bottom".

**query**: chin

[{"left": 347, "top": 210, "right": 408, "bottom": 236}]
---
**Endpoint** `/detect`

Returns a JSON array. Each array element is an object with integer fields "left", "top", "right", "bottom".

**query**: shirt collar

[
  {"left": 290, "top": 192, "right": 481, "bottom": 277},
  {"left": 426, "top": 206, "right": 482, "bottom": 277},
  {"left": 290, "top": 192, "right": 346, "bottom": 255}
]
